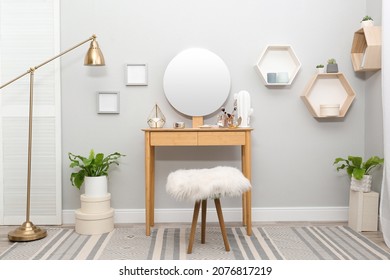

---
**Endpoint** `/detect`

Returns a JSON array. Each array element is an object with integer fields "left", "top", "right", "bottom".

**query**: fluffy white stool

[{"left": 166, "top": 166, "right": 251, "bottom": 253}]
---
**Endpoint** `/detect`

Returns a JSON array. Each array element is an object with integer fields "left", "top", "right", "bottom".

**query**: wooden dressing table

[{"left": 143, "top": 127, "right": 253, "bottom": 236}]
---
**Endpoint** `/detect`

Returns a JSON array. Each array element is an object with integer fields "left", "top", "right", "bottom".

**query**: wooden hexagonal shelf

[
  {"left": 301, "top": 73, "right": 356, "bottom": 118},
  {"left": 254, "top": 45, "right": 301, "bottom": 86},
  {"left": 351, "top": 26, "right": 381, "bottom": 72}
]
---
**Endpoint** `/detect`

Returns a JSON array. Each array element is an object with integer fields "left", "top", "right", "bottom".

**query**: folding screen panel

[{"left": 0, "top": 0, "right": 61, "bottom": 225}]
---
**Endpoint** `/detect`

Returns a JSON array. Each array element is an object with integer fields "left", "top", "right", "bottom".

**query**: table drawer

[
  {"left": 150, "top": 132, "right": 198, "bottom": 146},
  {"left": 198, "top": 131, "right": 246, "bottom": 145}
]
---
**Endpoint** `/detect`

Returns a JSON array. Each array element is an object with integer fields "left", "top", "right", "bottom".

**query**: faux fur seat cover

[{"left": 166, "top": 166, "right": 251, "bottom": 201}]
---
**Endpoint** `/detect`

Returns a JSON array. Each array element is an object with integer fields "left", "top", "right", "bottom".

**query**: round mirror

[{"left": 163, "top": 48, "right": 231, "bottom": 117}]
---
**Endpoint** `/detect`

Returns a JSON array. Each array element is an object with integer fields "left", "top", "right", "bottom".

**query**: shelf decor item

[
  {"left": 276, "top": 72, "right": 289, "bottom": 83},
  {"left": 316, "top": 64, "right": 325, "bottom": 74},
  {"left": 0, "top": 34, "right": 105, "bottom": 242},
  {"left": 147, "top": 104, "right": 166, "bottom": 128},
  {"left": 326, "top": 58, "right": 338, "bottom": 73},
  {"left": 319, "top": 104, "right": 340, "bottom": 117},
  {"left": 361, "top": 15, "right": 374, "bottom": 27},
  {"left": 333, "top": 155, "right": 384, "bottom": 192},
  {"left": 267, "top": 72, "right": 276, "bottom": 83}
]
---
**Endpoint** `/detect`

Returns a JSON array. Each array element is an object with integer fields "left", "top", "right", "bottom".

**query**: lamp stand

[
  {"left": 0, "top": 35, "right": 105, "bottom": 242},
  {"left": 8, "top": 222, "right": 47, "bottom": 242},
  {"left": 7, "top": 69, "right": 47, "bottom": 242}
]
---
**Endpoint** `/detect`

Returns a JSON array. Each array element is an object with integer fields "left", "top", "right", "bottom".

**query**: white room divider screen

[
  {"left": 381, "top": 0, "right": 390, "bottom": 247},
  {"left": 0, "top": 0, "right": 62, "bottom": 225}
]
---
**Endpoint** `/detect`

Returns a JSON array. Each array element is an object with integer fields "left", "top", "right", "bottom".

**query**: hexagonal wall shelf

[
  {"left": 301, "top": 73, "right": 356, "bottom": 118},
  {"left": 254, "top": 45, "right": 301, "bottom": 86},
  {"left": 351, "top": 26, "right": 381, "bottom": 72}
]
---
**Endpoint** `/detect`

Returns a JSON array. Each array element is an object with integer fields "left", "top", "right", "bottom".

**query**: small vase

[
  {"left": 350, "top": 175, "right": 372, "bottom": 192},
  {"left": 84, "top": 176, "right": 108, "bottom": 197},
  {"left": 361, "top": 20, "right": 374, "bottom": 28},
  {"left": 316, "top": 68, "right": 325, "bottom": 74}
]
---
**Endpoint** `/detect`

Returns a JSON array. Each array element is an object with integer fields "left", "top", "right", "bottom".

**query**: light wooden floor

[{"left": 1, "top": 221, "right": 389, "bottom": 255}]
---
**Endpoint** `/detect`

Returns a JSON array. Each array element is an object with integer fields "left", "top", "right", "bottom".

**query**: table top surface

[{"left": 142, "top": 127, "right": 253, "bottom": 132}]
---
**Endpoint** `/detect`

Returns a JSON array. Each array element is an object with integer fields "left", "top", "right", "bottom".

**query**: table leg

[
  {"left": 145, "top": 133, "right": 154, "bottom": 236},
  {"left": 242, "top": 131, "right": 252, "bottom": 236},
  {"left": 150, "top": 147, "right": 155, "bottom": 227}
]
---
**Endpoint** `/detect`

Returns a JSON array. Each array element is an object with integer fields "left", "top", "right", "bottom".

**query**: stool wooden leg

[
  {"left": 201, "top": 199, "right": 207, "bottom": 244},
  {"left": 188, "top": 200, "right": 201, "bottom": 254},
  {"left": 214, "top": 198, "right": 230, "bottom": 251}
]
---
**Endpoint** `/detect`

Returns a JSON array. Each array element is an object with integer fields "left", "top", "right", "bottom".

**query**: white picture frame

[
  {"left": 97, "top": 91, "right": 120, "bottom": 114},
  {"left": 126, "top": 63, "right": 148, "bottom": 85}
]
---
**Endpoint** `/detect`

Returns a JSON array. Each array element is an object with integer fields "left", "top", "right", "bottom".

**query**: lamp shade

[{"left": 84, "top": 39, "right": 105, "bottom": 66}]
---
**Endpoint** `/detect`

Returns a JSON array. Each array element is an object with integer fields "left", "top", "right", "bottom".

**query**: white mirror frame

[{"left": 163, "top": 48, "right": 231, "bottom": 117}]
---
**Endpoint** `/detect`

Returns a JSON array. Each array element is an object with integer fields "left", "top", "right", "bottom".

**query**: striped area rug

[{"left": 1, "top": 225, "right": 389, "bottom": 260}]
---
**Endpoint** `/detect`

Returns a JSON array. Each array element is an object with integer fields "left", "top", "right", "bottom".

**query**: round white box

[
  {"left": 320, "top": 104, "right": 340, "bottom": 117},
  {"left": 75, "top": 208, "right": 114, "bottom": 235},
  {"left": 80, "top": 193, "right": 111, "bottom": 213}
]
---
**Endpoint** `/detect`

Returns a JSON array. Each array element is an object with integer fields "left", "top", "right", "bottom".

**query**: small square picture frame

[
  {"left": 97, "top": 91, "right": 120, "bottom": 114},
  {"left": 126, "top": 63, "right": 148, "bottom": 86}
]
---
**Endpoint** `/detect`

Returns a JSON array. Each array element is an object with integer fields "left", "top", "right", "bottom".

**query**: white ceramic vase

[
  {"left": 84, "top": 176, "right": 108, "bottom": 197},
  {"left": 361, "top": 20, "right": 374, "bottom": 28},
  {"left": 350, "top": 175, "right": 372, "bottom": 192}
]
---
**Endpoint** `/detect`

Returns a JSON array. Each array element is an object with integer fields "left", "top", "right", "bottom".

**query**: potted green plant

[
  {"left": 361, "top": 15, "right": 374, "bottom": 27},
  {"left": 333, "top": 155, "right": 384, "bottom": 192},
  {"left": 326, "top": 58, "right": 338, "bottom": 73},
  {"left": 316, "top": 64, "right": 325, "bottom": 74},
  {"left": 69, "top": 149, "right": 125, "bottom": 197}
]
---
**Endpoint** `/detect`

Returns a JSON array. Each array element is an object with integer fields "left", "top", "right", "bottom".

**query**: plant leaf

[
  {"left": 348, "top": 156, "right": 362, "bottom": 168},
  {"left": 352, "top": 168, "right": 365, "bottom": 180}
]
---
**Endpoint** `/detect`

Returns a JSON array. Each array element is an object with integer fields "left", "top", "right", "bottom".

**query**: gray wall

[{"left": 61, "top": 0, "right": 380, "bottom": 214}]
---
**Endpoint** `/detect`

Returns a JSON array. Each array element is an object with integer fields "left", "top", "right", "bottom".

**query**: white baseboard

[{"left": 62, "top": 206, "right": 348, "bottom": 225}]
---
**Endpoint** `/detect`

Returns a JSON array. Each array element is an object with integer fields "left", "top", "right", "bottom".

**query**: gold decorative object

[
  {"left": 0, "top": 34, "right": 105, "bottom": 242},
  {"left": 147, "top": 104, "right": 166, "bottom": 128}
]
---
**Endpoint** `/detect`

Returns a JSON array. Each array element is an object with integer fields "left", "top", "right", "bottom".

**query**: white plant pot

[
  {"left": 361, "top": 20, "right": 374, "bottom": 28},
  {"left": 316, "top": 68, "right": 325, "bottom": 74},
  {"left": 84, "top": 176, "right": 108, "bottom": 197},
  {"left": 350, "top": 175, "right": 372, "bottom": 192}
]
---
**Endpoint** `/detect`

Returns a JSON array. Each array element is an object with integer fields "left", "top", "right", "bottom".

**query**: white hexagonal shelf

[
  {"left": 301, "top": 73, "right": 356, "bottom": 118},
  {"left": 254, "top": 45, "right": 301, "bottom": 86}
]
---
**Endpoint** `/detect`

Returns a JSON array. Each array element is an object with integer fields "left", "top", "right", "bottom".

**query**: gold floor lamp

[{"left": 0, "top": 34, "right": 105, "bottom": 242}]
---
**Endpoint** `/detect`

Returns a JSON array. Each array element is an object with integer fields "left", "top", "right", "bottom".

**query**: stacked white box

[
  {"left": 75, "top": 193, "right": 114, "bottom": 235},
  {"left": 348, "top": 190, "right": 379, "bottom": 232}
]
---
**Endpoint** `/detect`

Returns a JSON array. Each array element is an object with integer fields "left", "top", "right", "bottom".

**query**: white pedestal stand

[
  {"left": 75, "top": 193, "right": 114, "bottom": 235},
  {"left": 348, "top": 190, "right": 379, "bottom": 232}
]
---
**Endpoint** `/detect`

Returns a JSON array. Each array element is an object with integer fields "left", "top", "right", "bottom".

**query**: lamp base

[{"left": 8, "top": 221, "right": 47, "bottom": 242}]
